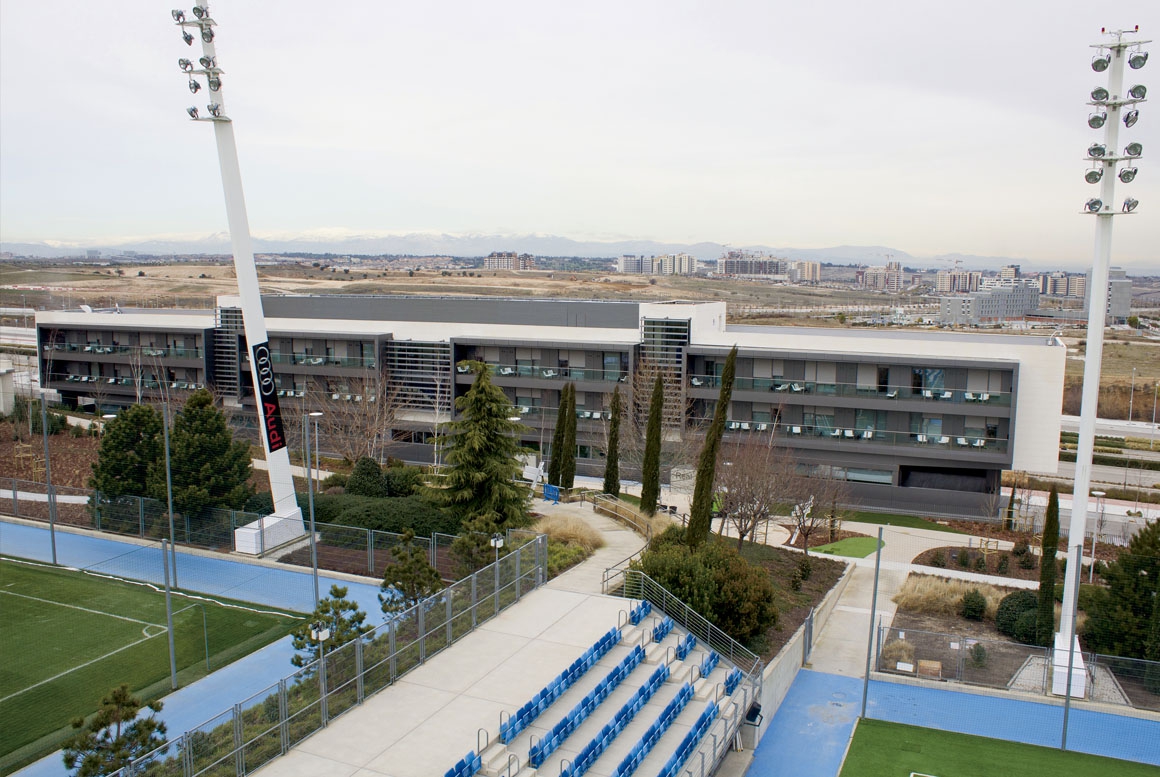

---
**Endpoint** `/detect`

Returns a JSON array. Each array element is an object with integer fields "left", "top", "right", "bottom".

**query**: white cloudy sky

[{"left": 1, "top": 1, "right": 1158, "bottom": 267}]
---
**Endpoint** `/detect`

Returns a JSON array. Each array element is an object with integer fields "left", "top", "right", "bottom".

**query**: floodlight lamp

[
  {"left": 208, "top": 76, "right": 221, "bottom": 91},
  {"left": 1088, "top": 112, "right": 1106, "bottom": 129},
  {"left": 1123, "top": 109, "right": 1139, "bottom": 128},
  {"left": 1085, "top": 168, "right": 1103, "bottom": 184},
  {"left": 1129, "top": 84, "right": 1147, "bottom": 100},
  {"left": 1123, "top": 197, "right": 1139, "bottom": 213},
  {"left": 1129, "top": 50, "right": 1149, "bottom": 70},
  {"left": 207, "top": 102, "right": 222, "bottom": 117},
  {"left": 187, "top": 106, "right": 199, "bottom": 119},
  {"left": 1125, "top": 141, "right": 1143, "bottom": 157},
  {"left": 1091, "top": 86, "right": 1109, "bottom": 102},
  {"left": 192, "top": 5, "right": 207, "bottom": 19},
  {"left": 1119, "top": 166, "right": 1138, "bottom": 183},
  {"left": 200, "top": 27, "right": 214, "bottom": 43},
  {"left": 188, "top": 79, "right": 201, "bottom": 94},
  {"left": 1085, "top": 198, "right": 1103, "bottom": 212},
  {"left": 199, "top": 56, "right": 215, "bottom": 69},
  {"left": 182, "top": 31, "right": 194, "bottom": 45},
  {"left": 178, "top": 58, "right": 193, "bottom": 72},
  {"left": 1092, "top": 53, "right": 1111, "bottom": 72},
  {"left": 1088, "top": 143, "right": 1106, "bottom": 157},
  {"left": 171, "top": 9, "right": 185, "bottom": 22}
]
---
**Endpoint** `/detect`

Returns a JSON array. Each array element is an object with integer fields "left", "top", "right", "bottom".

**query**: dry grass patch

[
  {"left": 892, "top": 574, "right": 1016, "bottom": 622},
  {"left": 533, "top": 514, "right": 605, "bottom": 552}
]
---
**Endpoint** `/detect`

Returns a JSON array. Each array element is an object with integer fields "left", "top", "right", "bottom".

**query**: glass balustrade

[{"left": 686, "top": 375, "right": 1010, "bottom": 406}]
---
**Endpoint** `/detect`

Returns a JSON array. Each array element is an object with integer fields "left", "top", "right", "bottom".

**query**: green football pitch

[
  {"left": 839, "top": 719, "right": 1157, "bottom": 777},
  {"left": 0, "top": 558, "right": 302, "bottom": 771}
]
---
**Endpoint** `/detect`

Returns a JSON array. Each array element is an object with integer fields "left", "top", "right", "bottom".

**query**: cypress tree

[
  {"left": 1004, "top": 481, "right": 1016, "bottom": 530},
  {"left": 639, "top": 375, "right": 664, "bottom": 516},
  {"left": 603, "top": 386, "right": 622, "bottom": 497},
  {"left": 687, "top": 346, "right": 737, "bottom": 547},
  {"left": 1036, "top": 486, "right": 1060, "bottom": 646},
  {"left": 548, "top": 385, "right": 567, "bottom": 487},
  {"left": 560, "top": 383, "right": 577, "bottom": 489}
]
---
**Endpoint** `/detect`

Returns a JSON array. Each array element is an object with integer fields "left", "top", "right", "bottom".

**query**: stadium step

[
  {"left": 693, "top": 677, "right": 714, "bottom": 701},
  {"left": 667, "top": 660, "right": 695, "bottom": 685},
  {"left": 481, "top": 742, "right": 513, "bottom": 776},
  {"left": 645, "top": 641, "right": 668, "bottom": 664}
]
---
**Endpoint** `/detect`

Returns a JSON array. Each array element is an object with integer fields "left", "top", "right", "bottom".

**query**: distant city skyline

[{"left": 1, "top": 1, "right": 1157, "bottom": 268}]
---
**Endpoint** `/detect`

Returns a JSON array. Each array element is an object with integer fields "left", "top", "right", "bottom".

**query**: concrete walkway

[{"left": 539, "top": 499, "right": 647, "bottom": 595}]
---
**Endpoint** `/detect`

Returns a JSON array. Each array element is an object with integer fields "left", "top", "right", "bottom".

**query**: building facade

[
  {"left": 483, "top": 252, "right": 536, "bottom": 271},
  {"left": 938, "top": 281, "right": 1040, "bottom": 326},
  {"left": 36, "top": 296, "right": 1065, "bottom": 516}
]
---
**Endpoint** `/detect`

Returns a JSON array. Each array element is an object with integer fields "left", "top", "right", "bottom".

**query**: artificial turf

[
  {"left": 849, "top": 511, "right": 965, "bottom": 533},
  {"left": 813, "top": 536, "right": 883, "bottom": 558},
  {"left": 839, "top": 718, "right": 1157, "bottom": 777},
  {"left": 0, "top": 558, "right": 301, "bottom": 771}
]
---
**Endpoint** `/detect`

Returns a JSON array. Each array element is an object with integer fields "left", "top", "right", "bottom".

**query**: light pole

[
  {"left": 1129, "top": 366, "right": 1137, "bottom": 422},
  {"left": 1089, "top": 490, "right": 1105, "bottom": 583},
  {"left": 310, "top": 622, "right": 331, "bottom": 724},
  {"left": 304, "top": 411, "right": 323, "bottom": 604},
  {"left": 1061, "top": 27, "right": 1150, "bottom": 656},
  {"left": 1151, "top": 381, "right": 1158, "bottom": 450},
  {"left": 162, "top": 403, "right": 179, "bottom": 587},
  {"left": 39, "top": 392, "right": 58, "bottom": 564},
  {"left": 491, "top": 533, "right": 505, "bottom": 613}
]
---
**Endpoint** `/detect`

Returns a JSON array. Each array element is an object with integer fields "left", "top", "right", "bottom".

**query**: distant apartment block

[
  {"left": 484, "top": 252, "right": 536, "bottom": 271},
  {"left": 939, "top": 281, "right": 1040, "bottom": 326},
  {"left": 1085, "top": 267, "right": 1132, "bottom": 324},
  {"left": 858, "top": 261, "right": 904, "bottom": 292},
  {"left": 789, "top": 260, "right": 821, "bottom": 283},
  {"left": 616, "top": 254, "right": 696, "bottom": 275},
  {"left": 716, "top": 252, "right": 787, "bottom": 277},
  {"left": 999, "top": 264, "right": 1020, "bottom": 280},
  {"left": 1039, "top": 271, "right": 1087, "bottom": 298},
  {"left": 936, "top": 270, "right": 982, "bottom": 294}
]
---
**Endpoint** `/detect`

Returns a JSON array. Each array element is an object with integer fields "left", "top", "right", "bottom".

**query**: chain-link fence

[{"left": 106, "top": 534, "right": 547, "bottom": 777}]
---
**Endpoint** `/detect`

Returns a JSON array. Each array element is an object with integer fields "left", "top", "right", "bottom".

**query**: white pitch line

[
  {"left": 0, "top": 589, "right": 165, "bottom": 628},
  {"left": 0, "top": 630, "right": 165, "bottom": 704}
]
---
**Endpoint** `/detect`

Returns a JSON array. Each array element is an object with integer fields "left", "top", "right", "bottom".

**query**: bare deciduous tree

[
  {"left": 313, "top": 370, "right": 402, "bottom": 464},
  {"left": 806, "top": 467, "right": 856, "bottom": 549},
  {"left": 714, "top": 435, "right": 803, "bottom": 549}
]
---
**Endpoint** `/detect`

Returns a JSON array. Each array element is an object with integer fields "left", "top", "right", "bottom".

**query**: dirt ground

[
  {"left": 911, "top": 544, "right": 1110, "bottom": 583},
  {"left": 778, "top": 525, "right": 870, "bottom": 551},
  {"left": 1, "top": 420, "right": 99, "bottom": 489}
]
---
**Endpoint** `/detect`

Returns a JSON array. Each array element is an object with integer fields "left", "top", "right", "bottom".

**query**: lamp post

[
  {"left": 1062, "top": 27, "right": 1150, "bottom": 656},
  {"left": 491, "top": 533, "right": 505, "bottom": 613},
  {"left": 1151, "top": 381, "right": 1158, "bottom": 450},
  {"left": 161, "top": 403, "right": 179, "bottom": 587},
  {"left": 304, "top": 411, "right": 324, "bottom": 604},
  {"left": 310, "top": 622, "right": 331, "bottom": 724},
  {"left": 1129, "top": 366, "right": 1137, "bottom": 422},
  {"left": 39, "top": 392, "right": 58, "bottom": 565},
  {"left": 1089, "top": 490, "right": 1105, "bottom": 583}
]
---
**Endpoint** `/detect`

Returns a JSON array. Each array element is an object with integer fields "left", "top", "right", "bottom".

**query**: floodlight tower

[
  {"left": 1061, "top": 27, "right": 1149, "bottom": 667},
  {"left": 171, "top": 6, "right": 303, "bottom": 534}
]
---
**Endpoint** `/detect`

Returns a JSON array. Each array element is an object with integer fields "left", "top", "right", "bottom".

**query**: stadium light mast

[
  {"left": 170, "top": 6, "right": 302, "bottom": 536},
  {"left": 1061, "top": 26, "right": 1149, "bottom": 672}
]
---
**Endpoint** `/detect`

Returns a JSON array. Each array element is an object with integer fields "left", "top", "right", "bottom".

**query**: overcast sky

[{"left": 1, "top": 1, "right": 1157, "bottom": 268}]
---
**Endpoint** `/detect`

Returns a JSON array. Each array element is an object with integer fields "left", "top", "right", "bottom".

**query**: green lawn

[
  {"left": 0, "top": 559, "right": 302, "bottom": 772},
  {"left": 840, "top": 719, "right": 1156, "bottom": 777},
  {"left": 813, "top": 536, "right": 883, "bottom": 558},
  {"left": 849, "top": 511, "right": 965, "bottom": 533}
]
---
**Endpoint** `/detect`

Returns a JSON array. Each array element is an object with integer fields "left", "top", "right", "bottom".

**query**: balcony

[
  {"left": 686, "top": 375, "right": 1011, "bottom": 407},
  {"left": 267, "top": 353, "right": 377, "bottom": 369},
  {"left": 473, "top": 363, "right": 627, "bottom": 383},
  {"left": 56, "top": 374, "right": 204, "bottom": 391},
  {"left": 44, "top": 344, "right": 203, "bottom": 359},
  {"left": 704, "top": 419, "right": 1009, "bottom": 453}
]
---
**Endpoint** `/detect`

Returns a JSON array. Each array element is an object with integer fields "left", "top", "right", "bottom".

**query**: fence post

[
  {"left": 446, "top": 588, "right": 454, "bottom": 645},
  {"left": 278, "top": 679, "right": 289, "bottom": 755},
  {"left": 181, "top": 730, "right": 194, "bottom": 777},
  {"left": 319, "top": 651, "right": 329, "bottom": 727},
  {"left": 138, "top": 497, "right": 145, "bottom": 537},
  {"left": 356, "top": 638, "right": 365, "bottom": 704},
  {"left": 471, "top": 572, "right": 478, "bottom": 627},
  {"left": 516, "top": 546, "right": 523, "bottom": 602},
  {"left": 232, "top": 702, "right": 245, "bottom": 776},
  {"left": 389, "top": 619, "right": 397, "bottom": 682},
  {"left": 419, "top": 605, "right": 426, "bottom": 664},
  {"left": 12, "top": 478, "right": 18, "bottom": 517},
  {"left": 494, "top": 554, "right": 501, "bottom": 616},
  {"left": 368, "top": 529, "right": 375, "bottom": 575},
  {"left": 430, "top": 533, "right": 437, "bottom": 567}
]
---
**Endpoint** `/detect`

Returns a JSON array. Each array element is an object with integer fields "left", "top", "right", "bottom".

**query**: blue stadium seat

[{"left": 724, "top": 667, "right": 743, "bottom": 696}]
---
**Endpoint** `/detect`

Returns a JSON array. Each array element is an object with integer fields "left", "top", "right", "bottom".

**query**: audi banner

[{"left": 251, "top": 341, "right": 287, "bottom": 453}]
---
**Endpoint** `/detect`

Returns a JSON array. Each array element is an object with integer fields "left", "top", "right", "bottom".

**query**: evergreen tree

[
  {"left": 639, "top": 375, "right": 664, "bottom": 516},
  {"left": 436, "top": 362, "right": 530, "bottom": 571},
  {"left": 347, "top": 456, "right": 387, "bottom": 497},
  {"left": 548, "top": 386, "right": 567, "bottom": 487},
  {"left": 89, "top": 404, "right": 163, "bottom": 499},
  {"left": 1145, "top": 590, "right": 1160, "bottom": 692},
  {"left": 560, "top": 383, "right": 577, "bottom": 489},
  {"left": 62, "top": 684, "right": 166, "bottom": 777},
  {"left": 1035, "top": 486, "right": 1060, "bottom": 646},
  {"left": 603, "top": 386, "right": 622, "bottom": 497},
  {"left": 1004, "top": 483, "right": 1016, "bottom": 530},
  {"left": 687, "top": 346, "right": 737, "bottom": 547},
  {"left": 291, "top": 584, "right": 372, "bottom": 667},
  {"left": 1082, "top": 518, "right": 1160, "bottom": 659},
  {"left": 380, "top": 529, "right": 444, "bottom": 614},
  {"left": 146, "top": 390, "right": 252, "bottom": 517}
]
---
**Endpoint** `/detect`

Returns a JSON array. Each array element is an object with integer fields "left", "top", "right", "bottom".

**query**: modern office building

[
  {"left": 36, "top": 296, "right": 1065, "bottom": 515},
  {"left": 1085, "top": 267, "right": 1132, "bottom": 324},
  {"left": 938, "top": 281, "right": 1040, "bottom": 326},
  {"left": 716, "top": 253, "right": 786, "bottom": 277},
  {"left": 617, "top": 254, "right": 696, "bottom": 275},
  {"left": 483, "top": 252, "right": 536, "bottom": 271}
]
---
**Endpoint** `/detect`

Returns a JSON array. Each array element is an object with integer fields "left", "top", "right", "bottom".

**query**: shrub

[
  {"left": 956, "top": 548, "right": 970, "bottom": 567},
  {"left": 893, "top": 575, "right": 1008, "bottom": 621},
  {"left": 1019, "top": 551, "right": 1037, "bottom": 570},
  {"left": 973, "top": 556, "right": 986, "bottom": 573},
  {"left": 960, "top": 589, "right": 987, "bottom": 621},
  {"left": 997, "top": 554, "right": 1010, "bottom": 574},
  {"left": 320, "top": 473, "right": 348, "bottom": 490},
  {"left": 346, "top": 456, "right": 388, "bottom": 498},
  {"left": 384, "top": 465, "right": 423, "bottom": 497},
  {"left": 546, "top": 540, "right": 589, "bottom": 578},
  {"left": 1013, "top": 611, "right": 1039, "bottom": 645},
  {"left": 968, "top": 642, "right": 988, "bottom": 668},
  {"left": 996, "top": 590, "right": 1039, "bottom": 640},
  {"left": 882, "top": 639, "right": 915, "bottom": 668},
  {"left": 533, "top": 514, "right": 605, "bottom": 553},
  {"left": 1012, "top": 539, "right": 1030, "bottom": 557},
  {"left": 789, "top": 567, "right": 803, "bottom": 591},
  {"left": 797, "top": 555, "right": 813, "bottom": 582},
  {"left": 930, "top": 550, "right": 947, "bottom": 568},
  {"left": 312, "top": 493, "right": 459, "bottom": 536}
]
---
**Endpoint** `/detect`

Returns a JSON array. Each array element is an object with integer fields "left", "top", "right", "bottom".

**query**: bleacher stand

[
  {"left": 656, "top": 701, "right": 719, "bottom": 777},
  {"left": 609, "top": 682, "right": 695, "bottom": 777},
  {"left": 444, "top": 750, "right": 482, "bottom": 777}
]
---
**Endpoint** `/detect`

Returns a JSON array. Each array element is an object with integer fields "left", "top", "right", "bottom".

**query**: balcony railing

[
  {"left": 513, "top": 405, "right": 612, "bottom": 421},
  {"left": 466, "top": 363, "right": 627, "bottom": 383},
  {"left": 265, "top": 353, "right": 378, "bottom": 369},
  {"left": 56, "top": 374, "right": 204, "bottom": 391},
  {"left": 44, "top": 344, "right": 203, "bottom": 359},
  {"left": 687, "top": 375, "right": 1011, "bottom": 407},
  {"left": 699, "top": 419, "right": 1009, "bottom": 453}
]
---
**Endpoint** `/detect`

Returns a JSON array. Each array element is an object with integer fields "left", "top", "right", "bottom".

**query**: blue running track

[{"left": 752, "top": 669, "right": 1160, "bottom": 777}]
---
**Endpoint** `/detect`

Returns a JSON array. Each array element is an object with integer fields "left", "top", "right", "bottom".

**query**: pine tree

[
  {"left": 436, "top": 362, "right": 530, "bottom": 571},
  {"left": 291, "top": 584, "right": 372, "bottom": 667},
  {"left": 380, "top": 529, "right": 444, "bottom": 614},
  {"left": 89, "top": 404, "right": 163, "bottom": 499},
  {"left": 603, "top": 386, "right": 622, "bottom": 497},
  {"left": 687, "top": 346, "right": 737, "bottom": 547},
  {"left": 347, "top": 456, "right": 387, "bottom": 497},
  {"left": 639, "top": 375, "right": 664, "bottom": 516},
  {"left": 147, "top": 389, "right": 252, "bottom": 517},
  {"left": 62, "top": 684, "right": 166, "bottom": 777},
  {"left": 548, "top": 386, "right": 567, "bottom": 487},
  {"left": 560, "top": 383, "right": 577, "bottom": 489},
  {"left": 1036, "top": 486, "right": 1060, "bottom": 646}
]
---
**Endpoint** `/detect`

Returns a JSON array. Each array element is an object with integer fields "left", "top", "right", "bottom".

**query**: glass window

[{"left": 846, "top": 468, "right": 893, "bottom": 485}]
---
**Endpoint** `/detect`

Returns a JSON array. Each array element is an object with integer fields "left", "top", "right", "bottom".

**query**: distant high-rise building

[
  {"left": 939, "top": 280, "right": 1039, "bottom": 325},
  {"left": 936, "top": 270, "right": 982, "bottom": 293},
  {"left": 789, "top": 260, "right": 821, "bottom": 283},
  {"left": 999, "top": 264, "right": 1020, "bottom": 280},
  {"left": 484, "top": 252, "right": 535, "bottom": 271},
  {"left": 617, "top": 254, "right": 695, "bottom": 275},
  {"left": 861, "top": 261, "right": 903, "bottom": 292},
  {"left": 1084, "top": 267, "right": 1131, "bottom": 324},
  {"left": 717, "top": 251, "right": 787, "bottom": 277},
  {"left": 617, "top": 255, "right": 646, "bottom": 273},
  {"left": 86, "top": 249, "right": 100, "bottom": 259}
]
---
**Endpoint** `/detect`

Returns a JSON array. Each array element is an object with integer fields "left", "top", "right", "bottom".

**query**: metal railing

[
  {"left": 588, "top": 493, "right": 653, "bottom": 540},
  {"left": 687, "top": 375, "right": 1012, "bottom": 407},
  {"left": 106, "top": 535, "right": 548, "bottom": 777}
]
